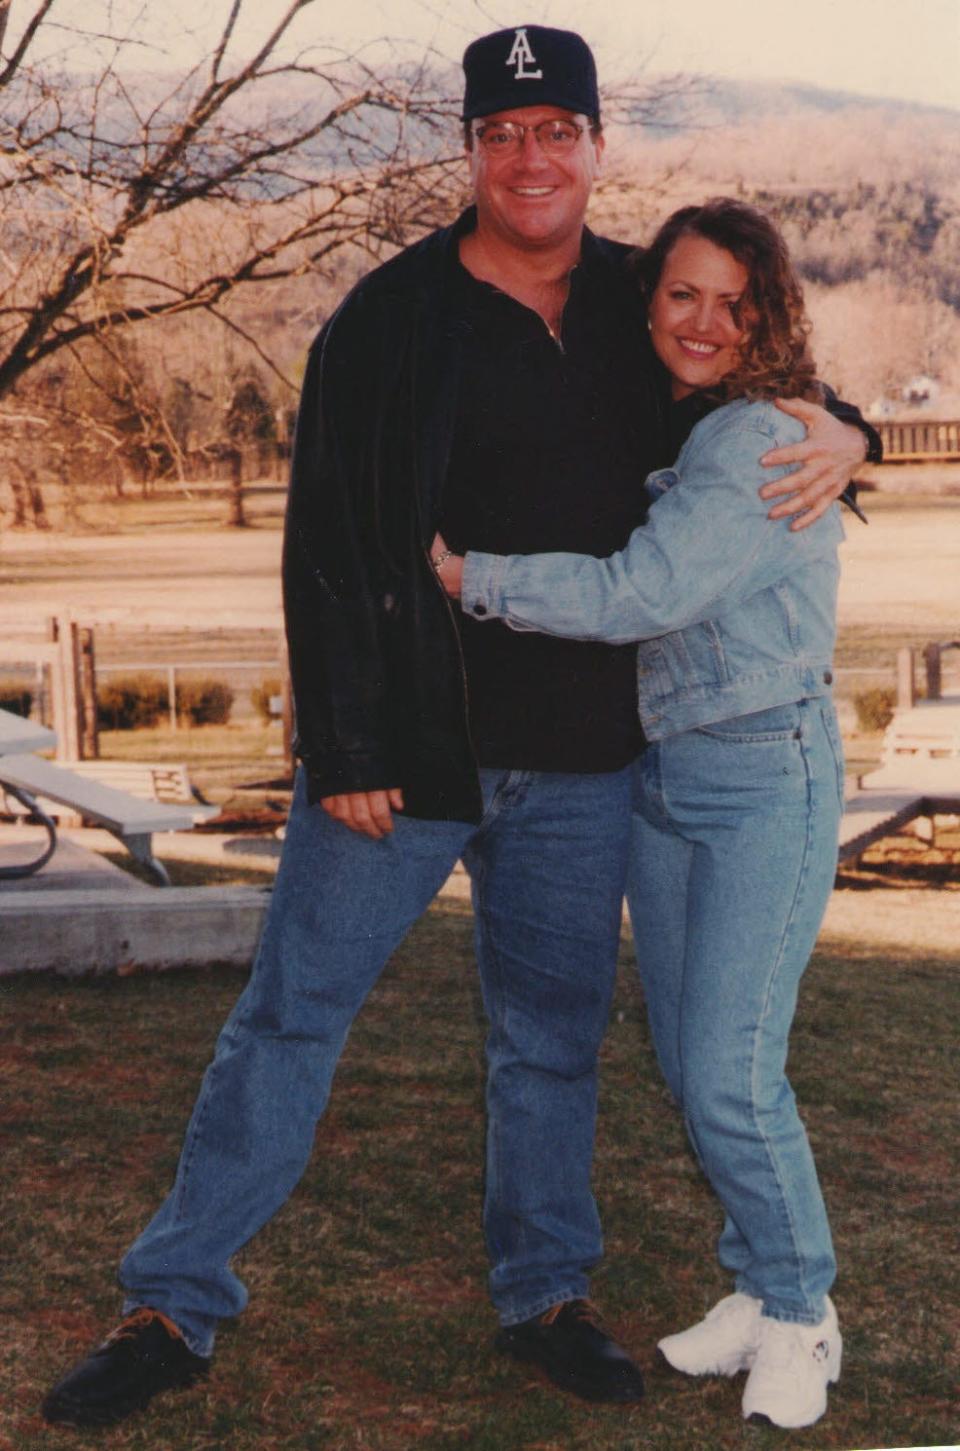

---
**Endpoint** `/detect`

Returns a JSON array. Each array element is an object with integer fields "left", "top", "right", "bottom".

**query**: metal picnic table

[
  {"left": 0, "top": 707, "right": 208, "bottom": 885},
  {"left": 0, "top": 708, "right": 59, "bottom": 879}
]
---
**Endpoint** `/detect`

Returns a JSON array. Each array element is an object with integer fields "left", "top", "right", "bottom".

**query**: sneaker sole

[
  {"left": 743, "top": 1339, "right": 840, "bottom": 1428},
  {"left": 745, "top": 1401, "right": 829, "bottom": 1431}
]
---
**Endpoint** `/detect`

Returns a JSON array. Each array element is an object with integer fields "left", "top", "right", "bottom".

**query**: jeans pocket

[{"left": 696, "top": 702, "right": 802, "bottom": 743}]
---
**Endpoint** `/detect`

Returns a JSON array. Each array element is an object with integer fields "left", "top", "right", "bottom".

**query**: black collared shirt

[{"left": 440, "top": 236, "right": 665, "bottom": 773}]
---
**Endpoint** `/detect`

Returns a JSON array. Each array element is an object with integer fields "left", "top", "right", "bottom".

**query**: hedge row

[
  {"left": 0, "top": 687, "right": 32, "bottom": 718},
  {"left": 851, "top": 686, "right": 897, "bottom": 733},
  {"left": 5, "top": 677, "right": 901, "bottom": 734},
  {"left": 97, "top": 675, "right": 234, "bottom": 730}
]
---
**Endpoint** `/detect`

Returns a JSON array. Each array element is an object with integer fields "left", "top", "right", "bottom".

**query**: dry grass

[{"left": 2, "top": 903, "right": 958, "bottom": 1451}]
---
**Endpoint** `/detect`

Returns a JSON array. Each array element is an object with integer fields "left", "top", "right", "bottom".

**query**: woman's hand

[{"left": 430, "top": 533, "right": 464, "bottom": 600}]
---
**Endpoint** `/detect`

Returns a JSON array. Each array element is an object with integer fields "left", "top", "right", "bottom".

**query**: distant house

[{"left": 902, "top": 374, "right": 940, "bottom": 406}]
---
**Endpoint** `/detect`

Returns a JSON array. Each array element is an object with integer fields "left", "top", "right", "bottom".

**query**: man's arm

[
  {"left": 761, "top": 389, "right": 881, "bottom": 530},
  {"left": 283, "top": 300, "right": 404, "bottom": 837}
]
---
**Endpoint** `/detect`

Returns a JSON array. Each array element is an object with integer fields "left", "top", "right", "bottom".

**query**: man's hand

[
  {"left": 321, "top": 788, "right": 405, "bottom": 840},
  {"left": 760, "top": 397, "right": 868, "bottom": 531}
]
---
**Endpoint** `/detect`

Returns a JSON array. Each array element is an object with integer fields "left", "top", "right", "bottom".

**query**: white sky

[{"left": 16, "top": 0, "right": 960, "bottom": 112}]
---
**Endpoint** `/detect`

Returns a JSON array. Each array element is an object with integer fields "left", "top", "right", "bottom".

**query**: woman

[{"left": 432, "top": 199, "right": 845, "bottom": 1431}]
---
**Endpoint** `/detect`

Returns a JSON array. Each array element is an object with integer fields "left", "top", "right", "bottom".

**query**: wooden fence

[
  {"left": 878, "top": 419, "right": 960, "bottom": 462},
  {"left": 2, "top": 616, "right": 293, "bottom": 771}
]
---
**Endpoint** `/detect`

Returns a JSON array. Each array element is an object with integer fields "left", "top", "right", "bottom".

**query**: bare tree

[
  {"left": 0, "top": 0, "right": 464, "bottom": 408},
  {"left": 0, "top": 2, "right": 703, "bottom": 524}
]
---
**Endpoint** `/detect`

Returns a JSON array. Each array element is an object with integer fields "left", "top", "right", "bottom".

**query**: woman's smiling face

[{"left": 649, "top": 233, "right": 750, "bottom": 399}]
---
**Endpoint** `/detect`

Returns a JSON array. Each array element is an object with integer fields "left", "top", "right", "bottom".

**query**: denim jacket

[{"left": 460, "top": 399, "right": 844, "bottom": 740}]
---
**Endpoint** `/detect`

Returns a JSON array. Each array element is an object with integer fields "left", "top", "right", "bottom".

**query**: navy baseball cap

[{"left": 462, "top": 25, "right": 600, "bottom": 122}]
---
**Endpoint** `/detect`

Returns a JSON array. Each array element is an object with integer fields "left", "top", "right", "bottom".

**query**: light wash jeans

[
  {"left": 627, "top": 699, "right": 844, "bottom": 1325},
  {"left": 120, "top": 763, "right": 633, "bottom": 1355}
]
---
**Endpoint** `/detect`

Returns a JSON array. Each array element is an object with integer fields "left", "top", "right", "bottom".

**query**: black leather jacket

[{"left": 283, "top": 209, "right": 651, "bottom": 822}]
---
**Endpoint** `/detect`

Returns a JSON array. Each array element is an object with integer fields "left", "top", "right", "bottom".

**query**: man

[{"left": 43, "top": 26, "right": 877, "bottom": 1427}]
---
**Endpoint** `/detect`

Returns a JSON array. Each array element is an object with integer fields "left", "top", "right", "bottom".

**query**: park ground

[{"left": 2, "top": 903, "right": 958, "bottom": 1451}]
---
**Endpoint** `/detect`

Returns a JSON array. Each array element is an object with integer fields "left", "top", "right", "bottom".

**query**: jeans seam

[
  {"left": 172, "top": 1049, "right": 225, "bottom": 1220},
  {"left": 748, "top": 717, "right": 817, "bottom": 1320},
  {"left": 474, "top": 769, "right": 531, "bottom": 836},
  {"left": 471, "top": 849, "right": 512, "bottom": 1289}
]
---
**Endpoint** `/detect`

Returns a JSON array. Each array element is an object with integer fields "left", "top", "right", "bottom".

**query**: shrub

[
  {"left": 177, "top": 679, "right": 233, "bottom": 726},
  {"left": 251, "top": 677, "right": 282, "bottom": 725},
  {"left": 0, "top": 686, "right": 32, "bottom": 718},
  {"left": 853, "top": 686, "right": 896, "bottom": 733},
  {"left": 97, "top": 674, "right": 168, "bottom": 730}
]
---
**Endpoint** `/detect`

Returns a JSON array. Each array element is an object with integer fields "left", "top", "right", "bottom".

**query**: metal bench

[
  {"left": 58, "top": 760, "right": 220, "bottom": 824},
  {"left": 837, "top": 789, "right": 927, "bottom": 862},
  {"left": 838, "top": 701, "right": 960, "bottom": 862}
]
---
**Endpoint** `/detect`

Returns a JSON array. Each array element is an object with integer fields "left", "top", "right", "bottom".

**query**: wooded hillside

[{"left": 2, "top": 9, "right": 958, "bottom": 526}]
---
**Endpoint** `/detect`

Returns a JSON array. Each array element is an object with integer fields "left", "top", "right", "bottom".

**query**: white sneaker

[
  {"left": 742, "top": 1297, "right": 842, "bottom": 1429},
  {"left": 658, "top": 1292, "right": 763, "bottom": 1377}
]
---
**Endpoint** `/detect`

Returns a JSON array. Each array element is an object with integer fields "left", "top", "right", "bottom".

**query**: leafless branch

[{"left": 0, "top": 0, "right": 57, "bottom": 89}]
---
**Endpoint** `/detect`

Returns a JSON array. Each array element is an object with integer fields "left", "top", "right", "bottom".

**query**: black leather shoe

[
  {"left": 42, "top": 1308, "right": 209, "bottom": 1427},
  {"left": 496, "top": 1299, "right": 645, "bottom": 1403}
]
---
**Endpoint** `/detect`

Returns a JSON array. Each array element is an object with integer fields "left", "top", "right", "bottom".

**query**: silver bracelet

[{"left": 431, "top": 549, "right": 455, "bottom": 572}]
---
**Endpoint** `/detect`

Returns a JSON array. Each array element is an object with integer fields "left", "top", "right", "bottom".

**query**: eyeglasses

[{"left": 472, "top": 119, "right": 590, "bottom": 156}]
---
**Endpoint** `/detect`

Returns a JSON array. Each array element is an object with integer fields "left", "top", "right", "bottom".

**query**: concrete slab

[
  {"left": 0, "top": 820, "right": 475, "bottom": 975},
  {"left": 55, "top": 825, "right": 283, "bottom": 874},
  {"left": 0, "top": 827, "right": 141, "bottom": 892},
  {"left": 0, "top": 885, "right": 271, "bottom": 975}
]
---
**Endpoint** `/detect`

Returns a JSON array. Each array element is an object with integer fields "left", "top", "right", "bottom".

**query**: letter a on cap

[{"left": 505, "top": 27, "right": 543, "bottom": 80}]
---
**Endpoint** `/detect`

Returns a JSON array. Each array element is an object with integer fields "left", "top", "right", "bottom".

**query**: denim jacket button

[
  {"left": 474, "top": 603, "right": 487, "bottom": 616},
  {"left": 823, "top": 670, "right": 833, "bottom": 684}
]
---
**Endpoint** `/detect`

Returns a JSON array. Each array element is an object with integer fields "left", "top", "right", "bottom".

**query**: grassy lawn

[{"left": 2, "top": 903, "right": 958, "bottom": 1451}]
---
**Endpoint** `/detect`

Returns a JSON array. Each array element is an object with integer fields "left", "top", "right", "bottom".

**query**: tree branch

[{"left": 0, "top": 0, "right": 57, "bottom": 89}]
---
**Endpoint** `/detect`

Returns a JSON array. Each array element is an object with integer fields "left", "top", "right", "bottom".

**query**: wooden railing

[
  {"left": 897, "top": 640, "right": 960, "bottom": 707},
  {"left": 878, "top": 419, "right": 960, "bottom": 461}
]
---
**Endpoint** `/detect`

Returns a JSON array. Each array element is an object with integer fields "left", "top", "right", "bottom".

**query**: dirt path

[
  {"left": 837, "top": 493, "right": 960, "bottom": 633},
  {"left": 2, "top": 491, "right": 959, "bottom": 637},
  {"left": 821, "top": 884, "right": 960, "bottom": 958},
  {"left": 0, "top": 528, "right": 282, "bottom": 629}
]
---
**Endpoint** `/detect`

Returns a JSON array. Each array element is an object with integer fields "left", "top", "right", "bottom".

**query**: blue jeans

[
  {"left": 120, "top": 764, "right": 633, "bottom": 1355},
  {"left": 627, "top": 699, "right": 844, "bottom": 1325}
]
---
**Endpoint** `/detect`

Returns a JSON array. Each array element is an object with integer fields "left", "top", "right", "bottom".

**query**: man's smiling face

[{"left": 467, "top": 105, "right": 603, "bottom": 253}]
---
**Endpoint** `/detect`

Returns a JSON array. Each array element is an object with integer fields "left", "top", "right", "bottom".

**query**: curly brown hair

[{"left": 634, "top": 198, "right": 822, "bottom": 403}]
